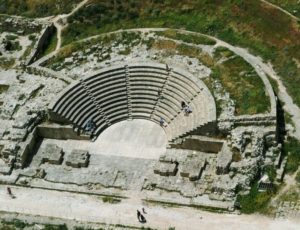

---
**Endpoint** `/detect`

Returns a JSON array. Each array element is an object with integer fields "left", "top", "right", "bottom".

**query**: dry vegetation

[{"left": 0, "top": 0, "right": 82, "bottom": 17}]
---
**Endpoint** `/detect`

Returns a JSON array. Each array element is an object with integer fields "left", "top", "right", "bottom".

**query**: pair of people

[
  {"left": 181, "top": 101, "right": 192, "bottom": 115},
  {"left": 137, "top": 208, "right": 147, "bottom": 223},
  {"left": 84, "top": 118, "right": 96, "bottom": 139},
  {"left": 85, "top": 118, "right": 96, "bottom": 133}
]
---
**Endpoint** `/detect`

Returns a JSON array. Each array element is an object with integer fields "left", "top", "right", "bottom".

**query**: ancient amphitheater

[{"left": 0, "top": 3, "right": 299, "bottom": 229}]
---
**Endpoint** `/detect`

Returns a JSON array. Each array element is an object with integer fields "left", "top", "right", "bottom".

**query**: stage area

[{"left": 41, "top": 119, "right": 167, "bottom": 160}]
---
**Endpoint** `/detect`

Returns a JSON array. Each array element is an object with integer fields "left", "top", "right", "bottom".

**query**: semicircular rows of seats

[{"left": 49, "top": 63, "right": 216, "bottom": 142}]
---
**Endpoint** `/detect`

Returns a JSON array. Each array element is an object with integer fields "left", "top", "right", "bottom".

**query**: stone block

[
  {"left": 0, "top": 158, "right": 13, "bottom": 175},
  {"left": 65, "top": 149, "right": 90, "bottom": 168},
  {"left": 180, "top": 157, "right": 206, "bottom": 181},
  {"left": 216, "top": 144, "right": 232, "bottom": 175},
  {"left": 153, "top": 162, "right": 178, "bottom": 176},
  {"left": 41, "top": 144, "right": 63, "bottom": 165}
]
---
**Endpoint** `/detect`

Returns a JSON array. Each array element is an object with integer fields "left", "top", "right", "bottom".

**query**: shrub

[
  {"left": 283, "top": 137, "right": 300, "bottom": 173},
  {"left": 237, "top": 182, "right": 276, "bottom": 214}
]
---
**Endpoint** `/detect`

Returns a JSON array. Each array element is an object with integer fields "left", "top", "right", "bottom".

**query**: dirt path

[
  {"left": 50, "top": 0, "right": 90, "bottom": 52},
  {"left": 272, "top": 168, "right": 300, "bottom": 203},
  {"left": 260, "top": 0, "right": 299, "bottom": 21},
  {"left": 0, "top": 185, "right": 299, "bottom": 230}
]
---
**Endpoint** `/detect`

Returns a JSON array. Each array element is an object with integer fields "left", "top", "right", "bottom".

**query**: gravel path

[
  {"left": 260, "top": 0, "right": 299, "bottom": 22},
  {"left": 0, "top": 185, "right": 299, "bottom": 230},
  {"left": 51, "top": 0, "right": 89, "bottom": 52}
]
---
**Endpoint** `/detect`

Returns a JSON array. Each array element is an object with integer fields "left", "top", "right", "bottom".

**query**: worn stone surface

[
  {"left": 65, "top": 149, "right": 90, "bottom": 168},
  {"left": 39, "top": 144, "right": 64, "bottom": 165}
]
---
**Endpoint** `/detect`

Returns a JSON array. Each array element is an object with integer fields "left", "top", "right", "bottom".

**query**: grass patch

[
  {"left": 0, "top": 58, "right": 15, "bottom": 69},
  {"left": 211, "top": 56, "right": 270, "bottom": 115},
  {"left": 5, "top": 34, "right": 18, "bottom": 40},
  {"left": 40, "top": 30, "right": 58, "bottom": 57},
  {"left": 101, "top": 196, "right": 121, "bottom": 204},
  {"left": 237, "top": 182, "right": 276, "bottom": 214},
  {"left": 1, "top": 219, "right": 31, "bottom": 229},
  {"left": 46, "top": 31, "right": 141, "bottom": 67},
  {"left": 203, "top": 77, "right": 222, "bottom": 117},
  {"left": 232, "top": 150, "right": 242, "bottom": 162},
  {"left": 283, "top": 136, "right": 300, "bottom": 173},
  {"left": 0, "top": 0, "right": 82, "bottom": 18},
  {"left": 118, "top": 47, "right": 132, "bottom": 55},
  {"left": 264, "top": 165, "right": 277, "bottom": 182},
  {"left": 278, "top": 186, "right": 300, "bottom": 203},
  {"left": 268, "top": 0, "right": 300, "bottom": 18},
  {"left": 0, "top": 84, "right": 9, "bottom": 94},
  {"left": 266, "top": 74, "right": 280, "bottom": 96},
  {"left": 213, "top": 46, "right": 235, "bottom": 61},
  {"left": 156, "top": 29, "right": 216, "bottom": 45},
  {"left": 44, "top": 224, "right": 68, "bottom": 230},
  {"left": 296, "top": 170, "right": 300, "bottom": 184}
]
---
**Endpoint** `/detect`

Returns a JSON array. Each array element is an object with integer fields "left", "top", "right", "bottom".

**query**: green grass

[
  {"left": 268, "top": 0, "right": 300, "bottom": 18},
  {"left": 210, "top": 56, "right": 270, "bottom": 115},
  {"left": 101, "top": 196, "right": 121, "bottom": 204},
  {"left": 283, "top": 137, "right": 300, "bottom": 173},
  {"left": 43, "top": 31, "right": 58, "bottom": 55},
  {"left": 44, "top": 224, "right": 68, "bottom": 230},
  {"left": 1, "top": 219, "right": 31, "bottom": 229},
  {"left": 266, "top": 74, "right": 280, "bottom": 96},
  {"left": 213, "top": 46, "right": 235, "bottom": 61},
  {"left": 264, "top": 165, "right": 277, "bottom": 182},
  {"left": 203, "top": 77, "right": 222, "bottom": 117},
  {"left": 0, "top": 58, "right": 15, "bottom": 69},
  {"left": 277, "top": 186, "right": 300, "bottom": 202},
  {"left": 0, "top": 0, "right": 82, "bottom": 18},
  {"left": 5, "top": 34, "right": 18, "bottom": 40},
  {"left": 296, "top": 170, "right": 300, "bottom": 184},
  {"left": 0, "top": 84, "right": 9, "bottom": 94},
  {"left": 237, "top": 182, "right": 276, "bottom": 214},
  {"left": 45, "top": 31, "right": 141, "bottom": 67},
  {"left": 0, "top": 15, "right": 42, "bottom": 34},
  {"left": 36, "top": 30, "right": 58, "bottom": 59}
]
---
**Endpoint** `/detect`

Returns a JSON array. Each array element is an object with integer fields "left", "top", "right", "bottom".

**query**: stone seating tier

[{"left": 49, "top": 63, "right": 216, "bottom": 142}]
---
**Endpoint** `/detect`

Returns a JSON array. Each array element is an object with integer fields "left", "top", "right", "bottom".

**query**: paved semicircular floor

[
  {"left": 94, "top": 119, "right": 167, "bottom": 159},
  {"left": 43, "top": 119, "right": 167, "bottom": 160}
]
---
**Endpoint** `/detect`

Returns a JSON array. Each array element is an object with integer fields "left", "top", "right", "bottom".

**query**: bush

[
  {"left": 237, "top": 182, "right": 276, "bottom": 214},
  {"left": 296, "top": 171, "right": 300, "bottom": 184},
  {"left": 44, "top": 224, "right": 68, "bottom": 230},
  {"left": 283, "top": 137, "right": 300, "bottom": 173}
]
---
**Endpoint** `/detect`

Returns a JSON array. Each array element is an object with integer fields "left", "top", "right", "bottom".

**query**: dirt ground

[{"left": 0, "top": 185, "right": 299, "bottom": 230}]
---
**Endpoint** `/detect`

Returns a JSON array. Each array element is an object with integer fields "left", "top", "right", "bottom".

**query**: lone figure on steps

[{"left": 160, "top": 117, "right": 165, "bottom": 127}]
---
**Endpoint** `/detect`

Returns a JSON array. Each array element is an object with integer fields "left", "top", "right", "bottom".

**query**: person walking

[
  {"left": 7, "top": 186, "right": 12, "bottom": 196},
  {"left": 137, "top": 210, "right": 141, "bottom": 221},
  {"left": 140, "top": 214, "right": 146, "bottom": 223}
]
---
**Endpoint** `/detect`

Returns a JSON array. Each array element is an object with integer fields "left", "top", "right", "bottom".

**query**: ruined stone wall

[
  {"left": 36, "top": 124, "right": 90, "bottom": 140},
  {"left": 26, "top": 24, "right": 55, "bottom": 65},
  {"left": 170, "top": 135, "right": 224, "bottom": 153}
]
